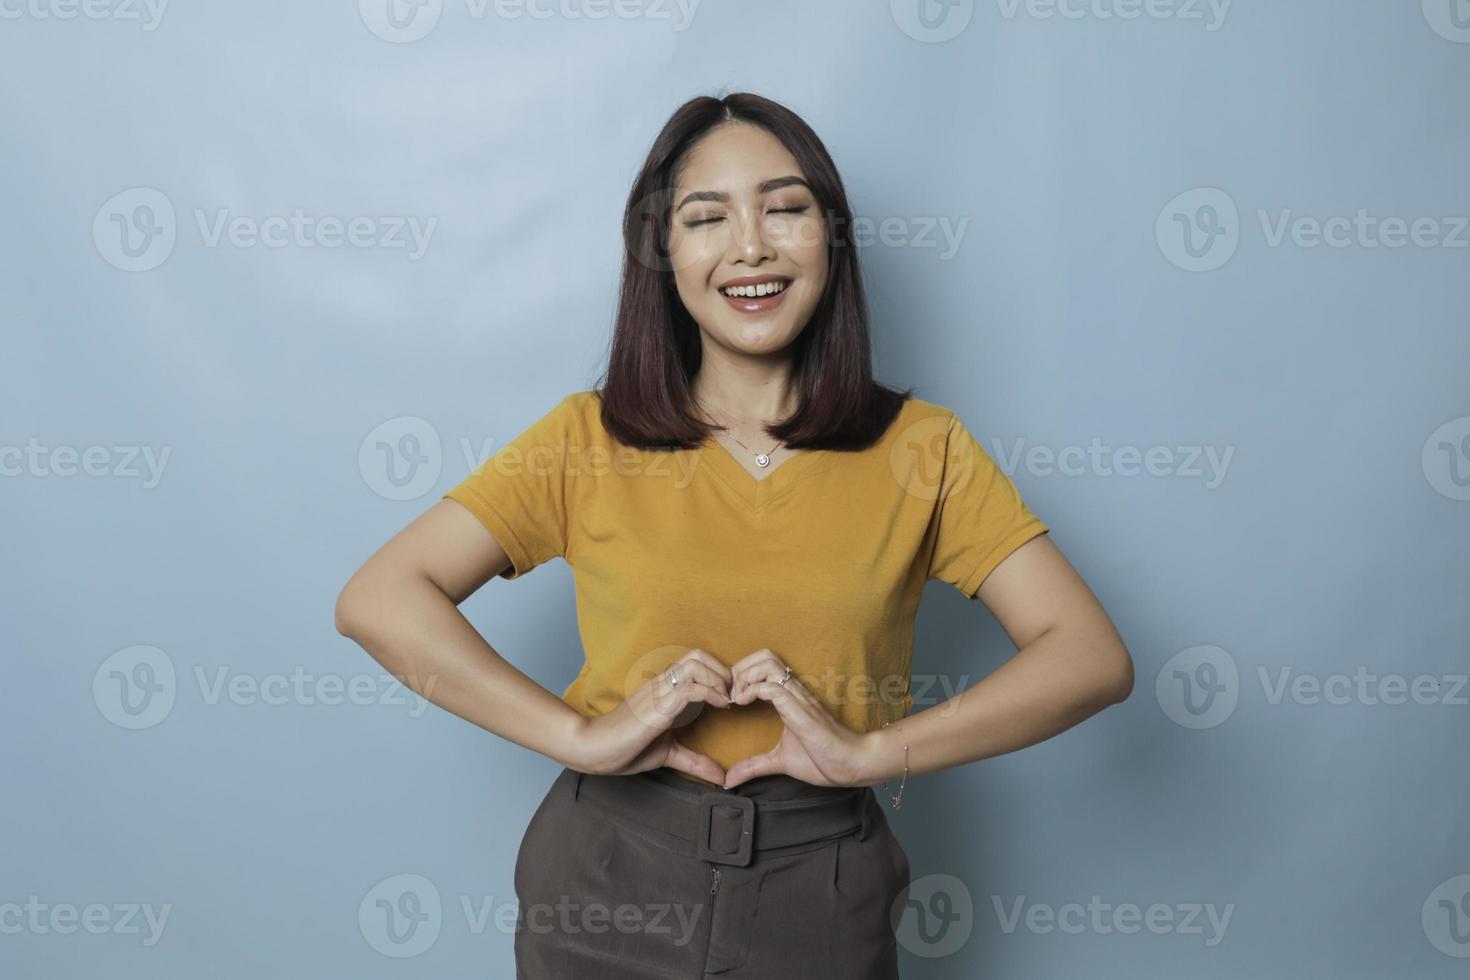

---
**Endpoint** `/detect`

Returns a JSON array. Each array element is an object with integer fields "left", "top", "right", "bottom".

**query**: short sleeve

[
  {"left": 442, "top": 393, "right": 581, "bottom": 580},
  {"left": 926, "top": 411, "right": 1049, "bottom": 599}
]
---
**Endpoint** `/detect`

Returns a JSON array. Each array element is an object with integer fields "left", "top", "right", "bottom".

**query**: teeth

[{"left": 721, "top": 280, "right": 788, "bottom": 298}]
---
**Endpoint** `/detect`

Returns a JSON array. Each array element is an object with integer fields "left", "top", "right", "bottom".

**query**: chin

[{"left": 725, "top": 321, "right": 802, "bottom": 352}]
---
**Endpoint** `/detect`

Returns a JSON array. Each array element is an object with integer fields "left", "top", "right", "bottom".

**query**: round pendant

[{"left": 755, "top": 453, "right": 770, "bottom": 467}]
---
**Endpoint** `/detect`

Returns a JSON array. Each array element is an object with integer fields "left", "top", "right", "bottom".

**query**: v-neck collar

[{"left": 694, "top": 434, "right": 833, "bottom": 510}]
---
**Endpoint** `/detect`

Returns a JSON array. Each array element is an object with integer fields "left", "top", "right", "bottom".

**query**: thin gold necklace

[{"left": 695, "top": 401, "right": 784, "bottom": 468}]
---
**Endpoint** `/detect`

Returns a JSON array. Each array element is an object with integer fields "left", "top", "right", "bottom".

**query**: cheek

[
  {"left": 780, "top": 216, "right": 829, "bottom": 259},
  {"left": 668, "top": 234, "right": 720, "bottom": 283},
  {"left": 794, "top": 236, "right": 829, "bottom": 294}
]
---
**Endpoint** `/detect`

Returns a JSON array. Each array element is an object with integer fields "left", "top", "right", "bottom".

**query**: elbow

[
  {"left": 1105, "top": 643, "right": 1135, "bottom": 705},
  {"left": 1055, "top": 620, "right": 1134, "bottom": 708},
  {"left": 334, "top": 579, "right": 370, "bottom": 639}
]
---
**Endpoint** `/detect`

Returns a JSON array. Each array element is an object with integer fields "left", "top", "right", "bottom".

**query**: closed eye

[{"left": 683, "top": 206, "right": 809, "bottom": 229}]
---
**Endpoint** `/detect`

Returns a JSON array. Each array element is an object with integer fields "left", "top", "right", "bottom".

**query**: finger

[
  {"left": 726, "top": 646, "right": 776, "bottom": 678},
  {"left": 740, "top": 680, "right": 821, "bottom": 732},
  {"left": 663, "top": 739, "right": 727, "bottom": 786},
  {"left": 729, "top": 647, "right": 778, "bottom": 678},
  {"left": 723, "top": 748, "right": 783, "bottom": 789},
  {"left": 733, "top": 660, "right": 798, "bottom": 705},
  {"left": 679, "top": 648, "right": 734, "bottom": 692},
  {"left": 658, "top": 658, "right": 733, "bottom": 710},
  {"left": 667, "top": 655, "right": 731, "bottom": 700},
  {"left": 637, "top": 661, "right": 731, "bottom": 730},
  {"left": 730, "top": 649, "right": 781, "bottom": 701}
]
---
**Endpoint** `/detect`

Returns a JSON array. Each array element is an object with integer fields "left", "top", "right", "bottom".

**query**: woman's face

[{"left": 666, "top": 122, "right": 830, "bottom": 358}]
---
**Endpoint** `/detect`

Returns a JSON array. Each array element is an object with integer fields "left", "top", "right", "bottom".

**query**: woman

[{"left": 335, "top": 91, "right": 1133, "bottom": 978}]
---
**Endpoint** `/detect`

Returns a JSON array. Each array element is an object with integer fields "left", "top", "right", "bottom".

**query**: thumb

[
  {"left": 723, "top": 750, "right": 783, "bottom": 790},
  {"left": 663, "top": 738, "right": 727, "bottom": 786}
]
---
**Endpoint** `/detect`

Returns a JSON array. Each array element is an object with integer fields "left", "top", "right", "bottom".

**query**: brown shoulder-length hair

[{"left": 594, "top": 91, "right": 912, "bottom": 453}]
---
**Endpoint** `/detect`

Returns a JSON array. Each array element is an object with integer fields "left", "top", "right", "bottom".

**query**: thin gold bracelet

[{"left": 878, "top": 720, "right": 908, "bottom": 810}]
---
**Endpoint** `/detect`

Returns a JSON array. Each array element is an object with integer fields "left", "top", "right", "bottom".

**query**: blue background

[{"left": 4, "top": 1, "right": 1468, "bottom": 976}]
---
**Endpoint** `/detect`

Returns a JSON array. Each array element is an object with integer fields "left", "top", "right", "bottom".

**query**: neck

[{"left": 689, "top": 346, "right": 797, "bottom": 425}]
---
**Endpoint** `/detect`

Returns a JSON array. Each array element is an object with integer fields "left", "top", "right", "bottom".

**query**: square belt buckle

[{"left": 695, "top": 792, "right": 755, "bottom": 866}]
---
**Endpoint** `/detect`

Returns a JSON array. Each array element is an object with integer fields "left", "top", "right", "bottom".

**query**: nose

[{"left": 726, "top": 207, "right": 778, "bottom": 264}]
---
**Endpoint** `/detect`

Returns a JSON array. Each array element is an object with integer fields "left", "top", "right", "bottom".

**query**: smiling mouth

[
  {"left": 719, "top": 278, "right": 789, "bottom": 298},
  {"left": 718, "top": 277, "right": 792, "bottom": 313}
]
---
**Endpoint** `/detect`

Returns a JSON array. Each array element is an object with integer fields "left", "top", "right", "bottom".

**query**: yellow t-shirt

[{"left": 443, "top": 388, "right": 1049, "bottom": 789}]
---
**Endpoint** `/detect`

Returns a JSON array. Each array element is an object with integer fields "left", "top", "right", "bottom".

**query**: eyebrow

[{"left": 675, "top": 176, "right": 811, "bottom": 211}]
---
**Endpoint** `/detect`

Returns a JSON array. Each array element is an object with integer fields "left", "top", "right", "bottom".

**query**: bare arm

[
  {"left": 333, "top": 498, "right": 589, "bottom": 766},
  {"left": 858, "top": 532, "right": 1134, "bottom": 782}
]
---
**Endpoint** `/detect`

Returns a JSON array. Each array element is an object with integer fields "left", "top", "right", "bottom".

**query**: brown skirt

[{"left": 513, "top": 765, "right": 910, "bottom": 979}]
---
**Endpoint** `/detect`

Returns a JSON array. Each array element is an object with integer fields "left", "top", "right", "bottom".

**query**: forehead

[{"left": 675, "top": 123, "right": 804, "bottom": 192}]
